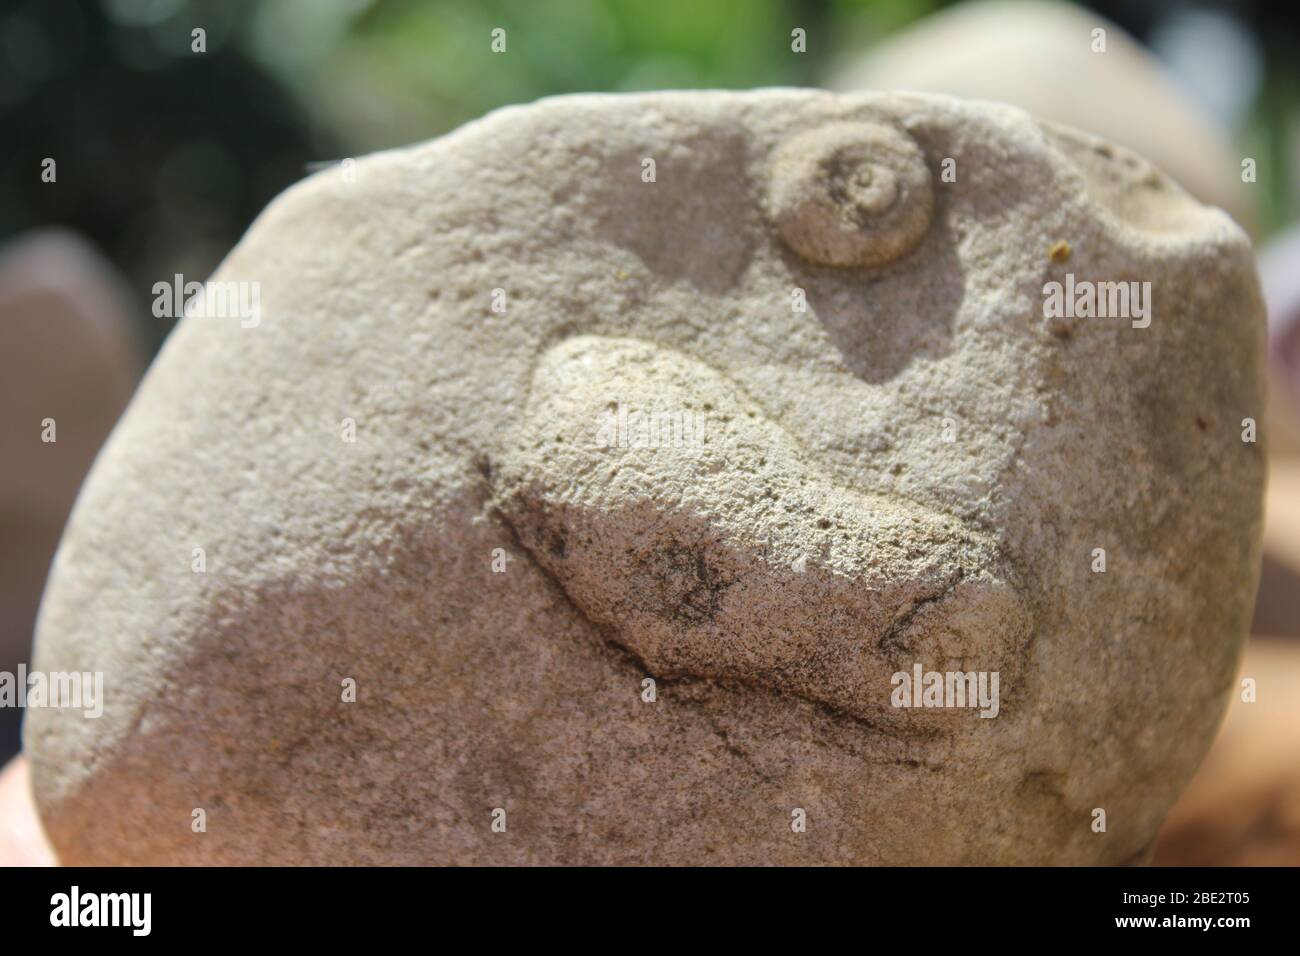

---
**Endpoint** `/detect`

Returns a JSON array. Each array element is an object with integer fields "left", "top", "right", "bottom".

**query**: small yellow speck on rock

[{"left": 1049, "top": 240, "right": 1071, "bottom": 262}]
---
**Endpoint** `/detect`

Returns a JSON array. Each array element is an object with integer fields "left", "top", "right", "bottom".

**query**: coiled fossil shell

[{"left": 767, "top": 121, "right": 934, "bottom": 267}]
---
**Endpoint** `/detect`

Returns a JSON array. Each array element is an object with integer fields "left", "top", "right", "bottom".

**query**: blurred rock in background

[
  {"left": 830, "top": 0, "right": 1254, "bottom": 229},
  {"left": 0, "top": 230, "right": 142, "bottom": 758},
  {"left": 1155, "top": 639, "right": 1300, "bottom": 866}
]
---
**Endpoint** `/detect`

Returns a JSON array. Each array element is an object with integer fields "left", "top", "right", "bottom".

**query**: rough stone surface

[{"left": 26, "top": 90, "right": 1265, "bottom": 865}]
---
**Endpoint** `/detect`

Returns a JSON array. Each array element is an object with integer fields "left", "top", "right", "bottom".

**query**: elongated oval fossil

[{"left": 493, "top": 336, "right": 1032, "bottom": 732}]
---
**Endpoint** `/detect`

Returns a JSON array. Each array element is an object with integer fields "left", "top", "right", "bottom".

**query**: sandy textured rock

[
  {"left": 831, "top": 0, "right": 1254, "bottom": 231},
  {"left": 26, "top": 89, "right": 1264, "bottom": 865}
]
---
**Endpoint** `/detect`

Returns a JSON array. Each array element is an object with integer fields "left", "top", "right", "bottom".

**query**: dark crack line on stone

[
  {"left": 876, "top": 566, "right": 965, "bottom": 653},
  {"left": 487, "top": 496, "right": 937, "bottom": 746}
]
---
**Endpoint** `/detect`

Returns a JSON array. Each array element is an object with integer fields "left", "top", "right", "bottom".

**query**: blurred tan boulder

[
  {"left": 26, "top": 90, "right": 1264, "bottom": 865},
  {"left": 1249, "top": 460, "right": 1300, "bottom": 637},
  {"left": 832, "top": 0, "right": 1253, "bottom": 231},
  {"left": 0, "top": 231, "right": 140, "bottom": 676},
  {"left": 1155, "top": 638, "right": 1300, "bottom": 866}
]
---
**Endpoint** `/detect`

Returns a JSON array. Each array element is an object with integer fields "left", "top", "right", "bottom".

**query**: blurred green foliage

[{"left": 248, "top": 0, "right": 946, "bottom": 151}]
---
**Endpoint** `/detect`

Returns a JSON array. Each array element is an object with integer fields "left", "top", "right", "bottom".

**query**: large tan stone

[{"left": 25, "top": 90, "right": 1265, "bottom": 865}]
